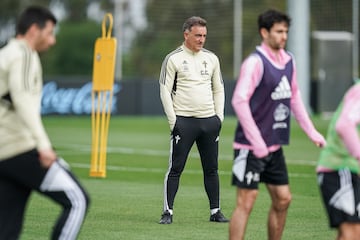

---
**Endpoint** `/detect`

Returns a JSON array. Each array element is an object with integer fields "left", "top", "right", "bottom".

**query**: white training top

[
  {"left": 159, "top": 44, "right": 225, "bottom": 129},
  {"left": 0, "top": 38, "right": 51, "bottom": 160}
]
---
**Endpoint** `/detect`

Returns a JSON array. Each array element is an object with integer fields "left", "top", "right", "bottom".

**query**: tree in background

[
  {"left": 121, "top": 0, "right": 288, "bottom": 80},
  {"left": 123, "top": 0, "right": 234, "bottom": 79},
  {"left": 0, "top": 0, "right": 100, "bottom": 76},
  {"left": 0, "top": 0, "right": 49, "bottom": 46},
  {"left": 41, "top": 20, "right": 99, "bottom": 76},
  {"left": 1, "top": 0, "right": 357, "bottom": 80},
  {"left": 40, "top": 0, "right": 100, "bottom": 76}
]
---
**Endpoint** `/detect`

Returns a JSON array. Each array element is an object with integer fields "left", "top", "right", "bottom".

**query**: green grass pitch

[{"left": 20, "top": 115, "right": 337, "bottom": 239}]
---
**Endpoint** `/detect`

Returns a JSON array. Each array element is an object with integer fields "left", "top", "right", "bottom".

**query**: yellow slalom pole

[{"left": 90, "top": 13, "right": 117, "bottom": 178}]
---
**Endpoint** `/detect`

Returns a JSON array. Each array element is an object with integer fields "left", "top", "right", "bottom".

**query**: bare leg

[
  {"left": 266, "top": 184, "right": 292, "bottom": 240},
  {"left": 229, "top": 188, "right": 258, "bottom": 240},
  {"left": 337, "top": 223, "right": 360, "bottom": 240}
]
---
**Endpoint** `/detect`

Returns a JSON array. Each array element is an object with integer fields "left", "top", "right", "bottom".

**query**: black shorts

[
  {"left": 317, "top": 169, "right": 360, "bottom": 228},
  {"left": 232, "top": 148, "right": 288, "bottom": 189}
]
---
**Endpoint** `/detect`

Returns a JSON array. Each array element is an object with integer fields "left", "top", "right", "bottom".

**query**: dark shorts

[
  {"left": 0, "top": 149, "right": 90, "bottom": 239},
  {"left": 317, "top": 169, "right": 360, "bottom": 228},
  {"left": 232, "top": 148, "right": 288, "bottom": 189}
]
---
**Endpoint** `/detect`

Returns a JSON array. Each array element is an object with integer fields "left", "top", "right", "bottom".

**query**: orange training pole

[{"left": 90, "top": 13, "right": 117, "bottom": 178}]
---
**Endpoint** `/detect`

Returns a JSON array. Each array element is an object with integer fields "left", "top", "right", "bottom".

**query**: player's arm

[
  {"left": 335, "top": 84, "right": 360, "bottom": 161},
  {"left": 231, "top": 55, "right": 268, "bottom": 158},
  {"left": 159, "top": 57, "right": 177, "bottom": 130},
  {"left": 290, "top": 63, "right": 326, "bottom": 147},
  {"left": 8, "top": 53, "right": 56, "bottom": 167},
  {"left": 8, "top": 54, "right": 52, "bottom": 150},
  {"left": 211, "top": 56, "right": 225, "bottom": 122}
]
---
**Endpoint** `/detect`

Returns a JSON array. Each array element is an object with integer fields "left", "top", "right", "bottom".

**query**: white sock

[
  {"left": 168, "top": 209, "right": 173, "bottom": 215},
  {"left": 210, "top": 208, "right": 220, "bottom": 215}
]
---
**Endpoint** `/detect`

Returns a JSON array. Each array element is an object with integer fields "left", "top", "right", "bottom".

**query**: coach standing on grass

[
  {"left": 158, "top": 16, "right": 228, "bottom": 224},
  {"left": 0, "top": 6, "right": 90, "bottom": 240},
  {"left": 229, "top": 9, "right": 326, "bottom": 240}
]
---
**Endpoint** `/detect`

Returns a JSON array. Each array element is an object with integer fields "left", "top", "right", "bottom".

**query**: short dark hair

[
  {"left": 258, "top": 9, "right": 291, "bottom": 32},
  {"left": 182, "top": 16, "right": 207, "bottom": 32},
  {"left": 16, "top": 6, "right": 57, "bottom": 35}
]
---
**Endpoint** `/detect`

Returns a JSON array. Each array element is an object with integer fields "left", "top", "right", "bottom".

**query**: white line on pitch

[
  {"left": 56, "top": 143, "right": 318, "bottom": 166},
  {"left": 68, "top": 163, "right": 314, "bottom": 178}
]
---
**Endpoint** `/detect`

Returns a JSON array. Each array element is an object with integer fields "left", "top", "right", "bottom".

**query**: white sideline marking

[
  {"left": 57, "top": 144, "right": 316, "bottom": 178},
  {"left": 57, "top": 143, "right": 318, "bottom": 166},
  {"left": 69, "top": 163, "right": 314, "bottom": 178}
]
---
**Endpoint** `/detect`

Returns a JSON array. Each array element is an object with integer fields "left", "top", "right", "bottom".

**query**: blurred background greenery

[{"left": 0, "top": 0, "right": 356, "bottom": 80}]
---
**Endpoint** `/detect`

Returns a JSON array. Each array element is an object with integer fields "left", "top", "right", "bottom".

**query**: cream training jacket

[
  {"left": 0, "top": 39, "right": 52, "bottom": 160},
  {"left": 159, "top": 44, "right": 225, "bottom": 130}
]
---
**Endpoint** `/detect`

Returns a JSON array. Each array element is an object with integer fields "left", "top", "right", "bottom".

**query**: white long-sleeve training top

[
  {"left": 0, "top": 38, "right": 52, "bottom": 160},
  {"left": 159, "top": 44, "right": 225, "bottom": 129}
]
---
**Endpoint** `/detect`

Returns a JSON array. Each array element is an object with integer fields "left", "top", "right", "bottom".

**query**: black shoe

[
  {"left": 159, "top": 211, "right": 172, "bottom": 224},
  {"left": 210, "top": 210, "right": 229, "bottom": 223}
]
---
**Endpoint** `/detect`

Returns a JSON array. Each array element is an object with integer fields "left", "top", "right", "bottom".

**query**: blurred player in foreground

[
  {"left": 229, "top": 9, "right": 326, "bottom": 240},
  {"left": 317, "top": 81, "right": 360, "bottom": 240},
  {"left": 0, "top": 6, "right": 90, "bottom": 239}
]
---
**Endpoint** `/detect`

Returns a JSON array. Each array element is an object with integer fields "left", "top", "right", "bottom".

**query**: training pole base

[{"left": 89, "top": 171, "right": 106, "bottom": 178}]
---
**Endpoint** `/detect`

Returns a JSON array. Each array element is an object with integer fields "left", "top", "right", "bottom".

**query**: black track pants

[{"left": 162, "top": 115, "right": 222, "bottom": 211}]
